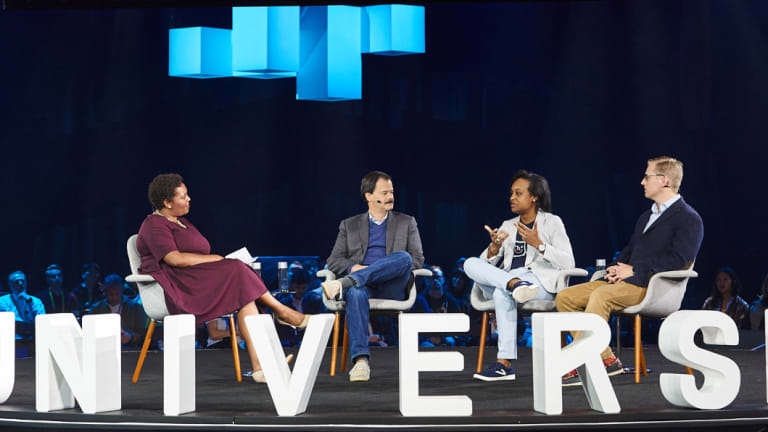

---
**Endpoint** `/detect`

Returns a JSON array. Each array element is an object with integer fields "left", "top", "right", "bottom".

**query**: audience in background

[
  {"left": 205, "top": 317, "right": 242, "bottom": 349},
  {"left": 35, "top": 264, "right": 68, "bottom": 314},
  {"left": 749, "top": 272, "right": 768, "bottom": 330},
  {"left": 275, "top": 264, "right": 326, "bottom": 346},
  {"left": 446, "top": 260, "right": 471, "bottom": 312},
  {"left": 0, "top": 271, "right": 46, "bottom": 339},
  {"left": 303, "top": 259, "right": 322, "bottom": 291},
  {"left": 88, "top": 274, "right": 147, "bottom": 347},
  {"left": 702, "top": 267, "right": 749, "bottom": 329},
  {"left": 68, "top": 262, "right": 104, "bottom": 316}
]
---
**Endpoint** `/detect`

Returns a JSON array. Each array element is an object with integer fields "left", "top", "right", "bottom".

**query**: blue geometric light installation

[
  {"left": 232, "top": 6, "right": 299, "bottom": 79},
  {"left": 297, "top": 6, "right": 362, "bottom": 101},
  {"left": 169, "top": 27, "right": 232, "bottom": 78},
  {"left": 362, "top": 4, "right": 425, "bottom": 55},
  {"left": 168, "top": 4, "right": 425, "bottom": 100}
]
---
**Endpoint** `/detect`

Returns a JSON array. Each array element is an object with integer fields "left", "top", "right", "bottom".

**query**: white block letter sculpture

[
  {"left": 658, "top": 310, "right": 740, "bottom": 409},
  {"left": 532, "top": 312, "right": 620, "bottom": 415},
  {"left": 245, "top": 314, "right": 335, "bottom": 416},
  {"left": 164, "top": 314, "right": 196, "bottom": 416},
  {"left": 0, "top": 312, "right": 14, "bottom": 404},
  {"left": 35, "top": 313, "right": 121, "bottom": 413},
  {"left": 399, "top": 313, "right": 472, "bottom": 416}
]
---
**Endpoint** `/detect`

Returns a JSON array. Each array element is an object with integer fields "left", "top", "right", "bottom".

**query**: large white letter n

[{"left": 35, "top": 313, "right": 121, "bottom": 414}]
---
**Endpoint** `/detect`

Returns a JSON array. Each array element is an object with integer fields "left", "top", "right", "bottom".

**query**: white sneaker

[
  {"left": 322, "top": 279, "right": 342, "bottom": 300},
  {"left": 349, "top": 360, "right": 370, "bottom": 382},
  {"left": 510, "top": 281, "right": 539, "bottom": 304}
]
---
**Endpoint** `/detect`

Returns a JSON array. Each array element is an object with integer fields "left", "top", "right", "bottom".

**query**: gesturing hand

[
  {"left": 484, "top": 225, "right": 510, "bottom": 246},
  {"left": 484, "top": 225, "right": 510, "bottom": 257},
  {"left": 515, "top": 220, "right": 542, "bottom": 248}
]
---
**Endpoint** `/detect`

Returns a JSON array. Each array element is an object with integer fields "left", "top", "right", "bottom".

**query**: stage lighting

[
  {"left": 232, "top": 6, "right": 299, "bottom": 79},
  {"left": 168, "top": 27, "right": 232, "bottom": 79}
]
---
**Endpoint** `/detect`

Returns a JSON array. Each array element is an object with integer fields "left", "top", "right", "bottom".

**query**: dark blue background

[{"left": 1, "top": 1, "right": 766, "bottom": 307}]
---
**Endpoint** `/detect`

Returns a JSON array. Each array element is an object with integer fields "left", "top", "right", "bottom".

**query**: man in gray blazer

[{"left": 323, "top": 171, "right": 424, "bottom": 382}]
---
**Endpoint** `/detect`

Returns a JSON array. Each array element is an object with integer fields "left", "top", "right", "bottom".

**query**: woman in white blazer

[{"left": 465, "top": 170, "right": 575, "bottom": 382}]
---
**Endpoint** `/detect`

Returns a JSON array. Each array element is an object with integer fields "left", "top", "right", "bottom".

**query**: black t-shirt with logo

[{"left": 509, "top": 220, "right": 535, "bottom": 270}]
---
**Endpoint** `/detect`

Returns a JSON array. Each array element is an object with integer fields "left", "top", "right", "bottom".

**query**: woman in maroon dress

[{"left": 136, "top": 173, "right": 308, "bottom": 382}]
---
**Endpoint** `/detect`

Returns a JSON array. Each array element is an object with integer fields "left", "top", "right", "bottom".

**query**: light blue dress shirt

[{"left": 643, "top": 194, "right": 681, "bottom": 233}]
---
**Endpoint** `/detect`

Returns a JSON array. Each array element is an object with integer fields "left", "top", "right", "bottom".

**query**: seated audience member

[
  {"left": 448, "top": 258, "right": 484, "bottom": 345},
  {"left": 205, "top": 317, "right": 242, "bottom": 349},
  {"left": 702, "top": 267, "right": 749, "bottom": 329},
  {"left": 556, "top": 156, "right": 703, "bottom": 386},
  {"left": 68, "top": 262, "right": 105, "bottom": 316},
  {"left": 412, "top": 267, "right": 456, "bottom": 346},
  {"left": 749, "top": 273, "right": 768, "bottom": 330},
  {"left": 0, "top": 271, "right": 46, "bottom": 339},
  {"left": 35, "top": 264, "right": 68, "bottom": 314},
  {"left": 275, "top": 265, "right": 325, "bottom": 346},
  {"left": 89, "top": 274, "right": 147, "bottom": 347},
  {"left": 446, "top": 260, "right": 472, "bottom": 313},
  {"left": 303, "top": 259, "right": 322, "bottom": 291}
]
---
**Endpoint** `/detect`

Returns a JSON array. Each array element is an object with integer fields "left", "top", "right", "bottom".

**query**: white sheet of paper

[{"left": 226, "top": 247, "right": 257, "bottom": 264}]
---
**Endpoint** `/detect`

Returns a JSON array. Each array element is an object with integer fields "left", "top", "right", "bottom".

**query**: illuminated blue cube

[
  {"left": 232, "top": 6, "right": 299, "bottom": 79},
  {"left": 362, "top": 4, "right": 425, "bottom": 55},
  {"left": 297, "top": 6, "right": 362, "bottom": 101},
  {"left": 168, "top": 27, "right": 232, "bottom": 78}
]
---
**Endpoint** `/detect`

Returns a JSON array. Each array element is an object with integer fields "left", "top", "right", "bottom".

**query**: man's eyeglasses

[{"left": 642, "top": 173, "right": 665, "bottom": 181}]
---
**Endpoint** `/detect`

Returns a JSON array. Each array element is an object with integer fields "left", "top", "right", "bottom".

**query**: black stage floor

[{"left": 1, "top": 345, "right": 768, "bottom": 431}]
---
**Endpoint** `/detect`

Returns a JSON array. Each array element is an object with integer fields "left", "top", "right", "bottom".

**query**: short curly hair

[{"left": 148, "top": 173, "right": 184, "bottom": 210}]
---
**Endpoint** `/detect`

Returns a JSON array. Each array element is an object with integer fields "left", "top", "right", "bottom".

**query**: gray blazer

[{"left": 326, "top": 211, "right": 425, "bottom": 277}]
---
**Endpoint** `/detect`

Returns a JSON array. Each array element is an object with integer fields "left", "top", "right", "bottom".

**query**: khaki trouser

[{"left": 554, "top": 280, "right": 647, "bottom": 360}]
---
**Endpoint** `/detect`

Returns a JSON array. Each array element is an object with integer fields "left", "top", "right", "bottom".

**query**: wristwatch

[{"left": 538, "top": 243, "right": 546, "bottom": 254}]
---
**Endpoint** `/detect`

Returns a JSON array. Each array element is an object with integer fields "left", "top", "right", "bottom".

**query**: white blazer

[{"left": 480, "top": 210, "right": 575, "bottom": 294}]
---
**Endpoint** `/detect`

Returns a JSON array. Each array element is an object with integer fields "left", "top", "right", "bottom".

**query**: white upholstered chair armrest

[
  {"left": 412, "top": 269, "right": 432, "bottom": 278},
  {"left": 621, "top": 269, "right": 698, "bottom": 317},
  {"left": 643, "top": 269, "right": 698, "bottom": 302},
  {"left": 316, "top": 269, "right": 337, "bottom": 281},
  {"left": 555, "top": 268, "right": 588, "bottom": 292},
  {"left": 126, "top": 274, "right": 156, "bottom": 283},
  {"left": 649, "top": 269, "right": 699, "bottom": 281}
]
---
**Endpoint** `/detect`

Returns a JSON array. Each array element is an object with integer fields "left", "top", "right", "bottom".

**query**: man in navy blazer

[{"left": 556, "top": 156, "right": 704, "bottom": 386}]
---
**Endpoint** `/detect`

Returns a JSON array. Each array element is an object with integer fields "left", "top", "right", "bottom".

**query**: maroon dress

[{"left": 136, "top": 214, "right": 267, "bottom": 324}]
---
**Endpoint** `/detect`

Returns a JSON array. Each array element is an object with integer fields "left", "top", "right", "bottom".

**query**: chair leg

[
  {"left": 228, "top": 315, "right": 242, "bottom": 383},
  {"left": 615, "top": 317, "right": 622, "bottom": 360},
  {"left": 477, "top": 312, "right": 488, "bottom": 373},
  {"left": 330, "top": 312, "right": 340, "bottom": 376},
  {"left": 132, "top": 320, "right": 156, "bottom": 383},
  {"left": 341, "top": 315, "right": 349, "bottom": 372},
  {"left": 634, "top": 315, "right": 642, "bottom": 384}
]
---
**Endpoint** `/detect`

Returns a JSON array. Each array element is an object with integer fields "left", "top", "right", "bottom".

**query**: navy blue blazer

[{"left": 611, "top": 197, "right": 704, "bottom": 287}]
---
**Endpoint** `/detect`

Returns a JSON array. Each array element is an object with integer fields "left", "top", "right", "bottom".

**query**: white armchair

[
  {"left": 470, "top": 268, "right": 588, "bottom": 372},
  {"left": 317, "top": 268, "right": 432, "bottom": 376},
  {"left": 611, "top": 266, "right": 698, "bottom": 383}
]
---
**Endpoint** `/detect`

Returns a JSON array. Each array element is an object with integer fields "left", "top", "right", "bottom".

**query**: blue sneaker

[{"left": 473, "top": 362, "right": 516, "bottom": 381}]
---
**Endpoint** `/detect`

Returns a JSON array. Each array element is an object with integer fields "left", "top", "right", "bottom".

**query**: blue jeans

[
  {"left": 464, "top": 257, "right": 552, "bottom": 360},
  {"left": 346, "top": 251, "right": 413, "bottom": 361}
]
